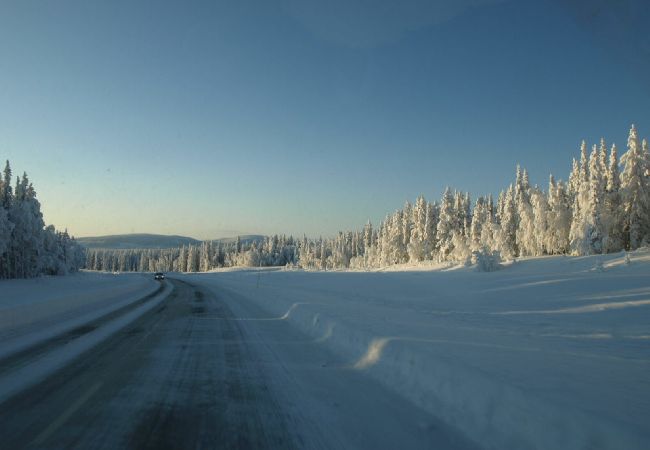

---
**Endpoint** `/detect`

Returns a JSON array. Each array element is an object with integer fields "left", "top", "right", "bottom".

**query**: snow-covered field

[{"left": 181, "top": 250, "right": 650, "bottom": 450}]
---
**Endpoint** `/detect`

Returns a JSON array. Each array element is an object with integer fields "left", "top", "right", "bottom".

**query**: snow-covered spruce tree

[
  {"left": 620, "top": 124, "right": 650, "bottom": 249},
  {"left": 599, "top": 138, "right": 609, "bottom": 187},
  {"left": 469, "top": 196, "right": 486, "bottom": 251},
  {"left": 436, "top": 188, "right": 456, "bottom": 262},
  {"left": 401, "top": 201, "right": 413, "bottom": 262},
  {"left": 199, "top": 241, "right": 212, "bottom": 272},
  {"left": 602, "top": 144, "right": 624, "bottom": 252},
  {"left": 424, "top": 200, "right": 439, "bottom": 260},
  {"left": 362, "top": 221, "right": 373, "bottom": 250},
  {"left": 180, "top": 247, "right": 188, "bottom": 271},
  {"left": 185, "top": 245, "right": 198, "bottom": 272},
  {"left": 0, "top": 200, "right": 12, "bottom": 274},
  {"left": 569, "top": 141, "right": 591, "bottom": 254},
  {"left": 380, "top": 211, "right": 405, "bottom": 266},
  {"left": 450, "top": 230, "right": 472, "bottom": 265},
  {"left": 497, "top": 184, "right": 518, "bottom": 259},
  {"left": 515, "top": 166, "right": 536, "bottom": 256},
  {"left": 455, "top": 191, "right": 471, "bottom": 239},
  {"left": 407, "top": 195, "right": 429, "bottom": 262},
  {"left": 8, "top": 174, "right": 46, "bottom": 278},
  {"left": 641, "top": 138, "right": 650, "bottom": 177},
  {"left": 530, "top": 186, "right": 549, "bottom": 255},
  {"left": 546, "top": 175, "right": 571, "bottom": 254},
  {"left": 585, "top": 144, "right": 607, "bottom": 253},
  {"left": 0, "top": 161, "right": 13, "bottom": 278},
  {"left": 479, "top": 194, "right": 498, "bottom": 251},
  {"left": 329, "top": 231, "right": 351, "bottom": 268}
]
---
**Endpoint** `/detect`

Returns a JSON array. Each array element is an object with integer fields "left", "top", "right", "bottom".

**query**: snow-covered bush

[{"left": 472, "top": 248, "right": 502, "bottom": 272}]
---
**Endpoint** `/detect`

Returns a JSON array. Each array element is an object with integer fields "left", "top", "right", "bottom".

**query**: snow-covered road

[
  {"left": 0, "top": 278, "right": 471, "bottom": 449},
  {"left": 181, "top": 250, "right": 650, "bottom": 450},
  {"left": 1, "top": 251, "right": 648, "bottom": 449}
]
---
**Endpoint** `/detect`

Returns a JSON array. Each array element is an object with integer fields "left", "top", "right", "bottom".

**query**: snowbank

[
  {"left": 184, "top": 250, "right": 650, "bottom": 450},
  {"left": 0, "top": 279, "right": 173, "bottom": 404},
  {"left": 0, "top": 272, "right": 159, "bottom": 360}
]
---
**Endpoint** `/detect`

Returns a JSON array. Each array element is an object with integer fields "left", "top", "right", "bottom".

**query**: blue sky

[{"left": 0, "top": 0, "right": 648, "bottom": 239}]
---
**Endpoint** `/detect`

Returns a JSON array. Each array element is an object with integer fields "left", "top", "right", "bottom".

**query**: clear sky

[{"left": 0, "top": 0, "right": 649, "bottom": 239}]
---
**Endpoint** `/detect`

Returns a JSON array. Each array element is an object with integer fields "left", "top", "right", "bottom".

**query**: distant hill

[
  {"left": 77, "top": 234, "right": 201, "bottom": 249},
  {"left": 77, "top": 233, "right": 266, "bottom": 249}
]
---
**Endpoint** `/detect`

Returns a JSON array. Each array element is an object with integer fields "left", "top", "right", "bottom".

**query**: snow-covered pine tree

[
  {"left": 599, "top": 138, "right": 609, "bottom": 188},
  {"left": 407, "top": 195, "right": 428, "bottom": 262},
  {"left": 530, "top": 186, "right": 548, "bottom": 255},
  {"left": 569, "top": 141, "right": 592, "bottom": 254},
  {"left": 0, "top": 161, "right": 13, "bottom": 278},
  {"left": 401, "top": 201, "right": 413, "bottom": 262},
  {"left": 0, "top": 200, "right": 12, "bottom": 275},
  {"left": 363, "top": 221, "right": 373, "bottom": 251},
  {"left": 436, "top": 188, "right": 456, "bottom": 261},
  {"left": 567, "top": 158, "right": 580, "bottom": 202},
  {"left": 1, "top": 161, "right": 11, "bottom": 209},
  {"left": 480, "top": 194, "right": 498, "bottom": 250},
  {"left": 585, "top": 144, "right": 606, "bottom": 253},
  {"left": 469, "top": 196, "right": 487, "bottom": 252},
  {"left": 8, "top": 174, "right": 46, "bottom": 278},
  {"left": 620, "top": 124, "right": 650, "bottom": 249},
  {"left": 602, "top": 143, "right": 624, "bottom": 252},
  {"left": 424, "top": 200, "right": 438, "bottom": 260},
  {"left": 546, "top": 175, "right": 571, "bottom": 254},
  {"left": 515, "top": 166, "right": 536, "bottom": 256},
  {"left": 497, "top": 184, "right": 518, "bottom": 258},
  {"left": 641, "top": 138, "right": 650, "bottom": 177}
]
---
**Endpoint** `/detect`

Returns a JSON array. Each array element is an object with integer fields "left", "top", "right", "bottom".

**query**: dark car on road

[{"left": 154, "top": 272, "right": 165, "bottom": 280}]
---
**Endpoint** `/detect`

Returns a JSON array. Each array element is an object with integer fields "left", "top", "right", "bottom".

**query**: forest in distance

[{"left": 85, "top": 124, "right": 650, "bottom": 274}]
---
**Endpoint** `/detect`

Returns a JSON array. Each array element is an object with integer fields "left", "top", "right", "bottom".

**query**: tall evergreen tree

[
  {"left": 436, "top": 188, "right": 456, "bottom": 261},
  {"left": 620, "top": 124, "right": 650, "bottom": 249}
]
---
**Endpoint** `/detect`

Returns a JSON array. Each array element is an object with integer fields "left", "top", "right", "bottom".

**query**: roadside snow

[
  {"left": 0, "top": 281, "right": 172, "bottom": 404},
  {"left": 0, "top": 272, "right": 158, "bottom": 360},
  {"left": 182, "top": 250, "right": 650, "bottom": 450}
]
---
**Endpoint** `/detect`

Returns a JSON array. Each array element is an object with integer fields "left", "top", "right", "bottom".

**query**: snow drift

[{"left": 183, "top": 250, "right": 650, "bottom": 450}]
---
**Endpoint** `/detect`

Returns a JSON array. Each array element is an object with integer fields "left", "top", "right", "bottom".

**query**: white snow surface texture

[
  {"left": 0, "top": 272, "right": 158, "bottom": 359},
  {"left": 180, "top": 250, "right": 650, "bottom": 450}
]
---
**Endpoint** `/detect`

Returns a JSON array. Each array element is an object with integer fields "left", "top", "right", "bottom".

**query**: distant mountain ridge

[{"left": 77, "top": 233, "right": 265, "bottom": 249}]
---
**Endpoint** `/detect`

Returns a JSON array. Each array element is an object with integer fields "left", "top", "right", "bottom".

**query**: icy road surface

[{"left": 0, "top": 279, "right": 470, "bottom": 450}]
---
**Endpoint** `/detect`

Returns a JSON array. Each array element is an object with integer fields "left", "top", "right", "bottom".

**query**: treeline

[
  {"left": 84, "top": 235, "right": 298, "bottom": 272},
  {"left": 86, "top": 124, "right": 650, "bottom": 272},
  {"left": 0, "top": 161, "right": 85, "bottom": 278}
]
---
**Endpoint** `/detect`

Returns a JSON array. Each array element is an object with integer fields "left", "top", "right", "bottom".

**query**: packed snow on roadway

[
  {"left": 180, "top": 249, "right": 650, "bottom": 450},
  {"left": 1, "top": 250, "right": 649, "bottom": 449}
]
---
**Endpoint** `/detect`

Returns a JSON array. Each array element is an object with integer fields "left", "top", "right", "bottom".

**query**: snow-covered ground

[
  {"left": 1, "top": 253, "right": 648, "bottom": 449},
  {"left": 181, "top": 250, "right": 650, "bottom": 450},
  {"left": 0, "top": 271, "right": 169, "bottom": 403},
  {"left": 0, "top": 271, "right": 159, "bottom": 358}
]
